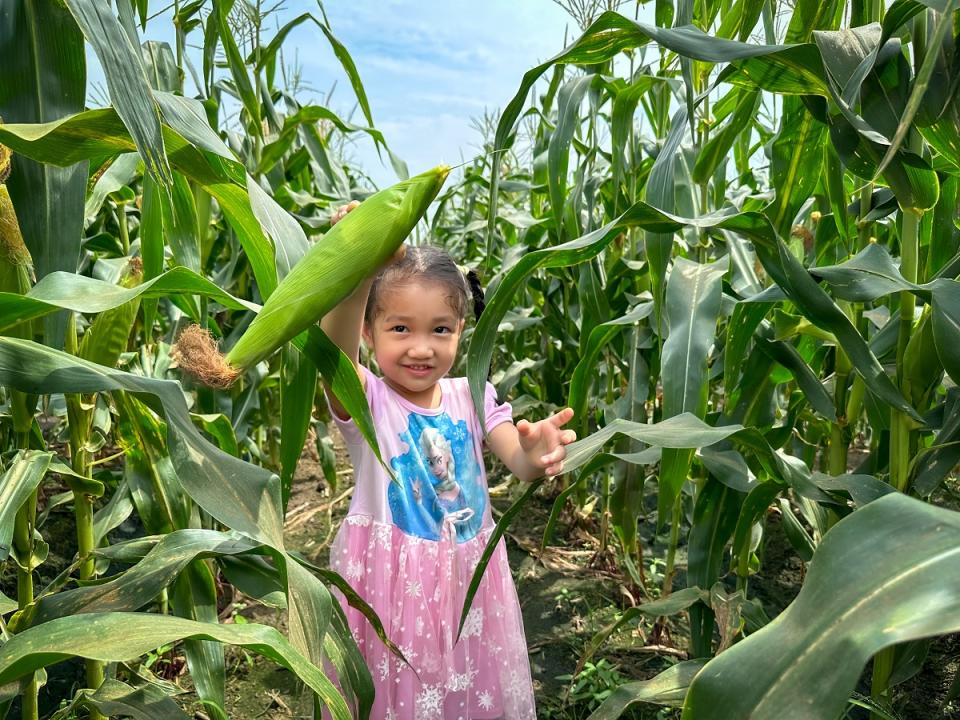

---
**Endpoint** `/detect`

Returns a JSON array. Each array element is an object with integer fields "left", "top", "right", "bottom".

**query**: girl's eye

[
  {"left": 434, "top": 326, "right": 451, "bottom": 334},
  {"left": 390, "top": 325, "right": 407, "bottom": 333}
]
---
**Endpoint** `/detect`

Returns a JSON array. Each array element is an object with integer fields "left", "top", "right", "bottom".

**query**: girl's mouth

[{"left": 404, "top": 364, "right": 433, "bottom": 375}]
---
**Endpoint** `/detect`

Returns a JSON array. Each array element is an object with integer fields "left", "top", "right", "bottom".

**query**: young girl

[{"left": 321, "top": 203, "right": 576, "bottom": 720}]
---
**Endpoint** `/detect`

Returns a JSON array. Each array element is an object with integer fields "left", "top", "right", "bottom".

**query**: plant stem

[
  {"left": 65, "top": 318, "right": 106, "bottom": 717},
  {"left": 118, "top": 203, "right": 130, "bottom": 255},
  {"left": 872, "top": 132, "right": 923, "bottom": 717},
  {"left": 13, "top": 486, "right": 39, "bottom": 720},
  {"left": 662, "top": 498, "right": 683, "bottom": 597}
]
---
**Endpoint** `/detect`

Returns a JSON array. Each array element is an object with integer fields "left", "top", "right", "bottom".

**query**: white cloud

[{"left": 287, "top": 0, "right": 577, "bottom": 185}]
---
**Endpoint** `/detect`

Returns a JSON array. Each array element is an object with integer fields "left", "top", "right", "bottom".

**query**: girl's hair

[{"left": 364, "top": 245, "right": 485, "bottom": 325}]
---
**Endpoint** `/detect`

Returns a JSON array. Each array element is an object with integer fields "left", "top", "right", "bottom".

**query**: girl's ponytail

[{"left": 465, "top": 269, "right": 485, "bottom": 320}]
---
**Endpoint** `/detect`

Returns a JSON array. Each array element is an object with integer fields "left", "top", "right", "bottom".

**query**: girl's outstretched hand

[{"left": 517, "top": 407, "right": 576, "bottom": 478}]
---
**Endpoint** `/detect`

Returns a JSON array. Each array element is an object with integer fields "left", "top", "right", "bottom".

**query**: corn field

[{"left": 1, "top": 0, "right": 959, "bottom": 718}]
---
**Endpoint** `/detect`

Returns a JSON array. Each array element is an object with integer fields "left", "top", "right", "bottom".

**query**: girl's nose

[{"left": 408, "top": 343, "right": 434, "bottom": 359}]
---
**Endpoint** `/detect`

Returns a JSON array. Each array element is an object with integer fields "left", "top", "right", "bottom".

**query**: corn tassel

[{"left": 176, "top": 164, "right": 449, "bottom": 386}]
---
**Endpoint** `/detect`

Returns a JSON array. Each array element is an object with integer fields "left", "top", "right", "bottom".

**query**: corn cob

[
  {"left": 0, "top": 145, "right": 33, "bottom": 301},
  {"left": 176, "top": 164, "right": 450, "bottom": 387}
]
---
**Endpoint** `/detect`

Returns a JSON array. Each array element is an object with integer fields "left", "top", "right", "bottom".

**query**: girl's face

[{"left": 363, "top": 281, "right": 465, "bottom": 408}]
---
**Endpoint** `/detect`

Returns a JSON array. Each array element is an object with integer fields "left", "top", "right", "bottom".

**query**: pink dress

[{"left": 329, "top": 366, "right": 536, "bottom": 720}]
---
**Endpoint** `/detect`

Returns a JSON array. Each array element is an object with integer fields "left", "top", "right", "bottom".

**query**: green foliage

[{"left": 2, "top": 0, "right": 960, "bottom": 718}]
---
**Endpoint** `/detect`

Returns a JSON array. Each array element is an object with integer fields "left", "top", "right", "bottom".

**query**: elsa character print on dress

[
  {"left": 421, "top": 426, "right": 474, "bottom": 523},
  {"left": 321, "top": 204, "right": 577, "bottom": 720}
]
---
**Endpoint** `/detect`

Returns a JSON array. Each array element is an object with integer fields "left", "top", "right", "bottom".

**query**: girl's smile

[{"left": 363, "top": 281, "right": 465, "bottom": 408}]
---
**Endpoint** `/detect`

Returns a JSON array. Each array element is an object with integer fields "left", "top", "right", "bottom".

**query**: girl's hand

[
  {"left": 330, "top": 200, "right": 360, "bottom": 226},
  {"left": 516, "top": 407, "right": 576, "bottom": 477}
]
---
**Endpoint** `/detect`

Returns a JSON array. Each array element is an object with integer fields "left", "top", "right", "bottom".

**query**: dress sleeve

[
  {"left": 484, "top": 381, "right": 513, "bottom": 433},
  {"left": 328, "top": 365, "right": 379, "bottom": 444}
]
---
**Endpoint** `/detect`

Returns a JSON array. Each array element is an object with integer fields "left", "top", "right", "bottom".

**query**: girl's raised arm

[{"left": 320, "top": 201, "right": 368, "bottom": 420}]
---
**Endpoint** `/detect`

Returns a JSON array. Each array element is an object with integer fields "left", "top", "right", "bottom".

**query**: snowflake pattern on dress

[
  {"left": 415, "top": 684, "right": 444, "bottom": 720},
  {"left": 345, "top": 557, "right": 363, "bottom": 581},
  {"left": 405, "top": 579, "right": 423, "bottom": 598},
  {"left": 374, "top": 522, "right": 392, "bottom": 549},
  {"left": 395, "top": 643, "right": 418, "bottom": 675},
  {"left": 477, "top": 689, "right": 494, "bottom": 711},
  {"left": 446, "top": 659, "right": 478, "bottom": 692},
  {"left": 377, "top": 655, "right": 390, "bottom": 681}
]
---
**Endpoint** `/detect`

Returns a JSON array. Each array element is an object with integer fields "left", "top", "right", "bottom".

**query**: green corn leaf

[
  {"left": 458, "top": 477, "right": 545, "bottom": 639},
  {"left": 0, "top": 338, "right": 365, "bottom": 705},
  {"left": 931, "top": 280, "right": 960, "bottom": 385},
  {"left": 0, "top": 267, "right": 258, "bottom": 335},
  {"left": 140, "top": 175, "right": 165, "bottom": 331},
  {"left": 688, "top": 479, "right": 745, "bottom": 657},
  {"left": 682, "top": 493, "right": 960, "bottom": 720},
  {"left": 569, "top": 302, "right": 654, "bottom": 424},
  {"left": 765, "top": 95, "right": 827, "bottom": 238},
  {"left": 588, "top": 660, "right": 707, "bottom": 718},
  {"left": 280, "top": 345, "right": 317, "bottom": 509},
  {"left": 78, "top": 261, "right": 143, "bottom": 370},
  {"left": 692, "top": 88, "right": 760, "bottom": 184},
  {"left": 26, "top": 529, "right": 257, "bottom": 625},
  {"left": 0, "top": 110, "right": 280, "bottom": 297},
  {"left": 53, "top": 679, "right": 190, "bottom": 720},
  {"left": 171, "top": 561, "right": 228, "bottom": 720},
  {"left": 487, "top": 9, "right": 823, "bottom": 237},
  {"left": 645, "top": 108, "right": 689, "bottom": 319},
  {"left": 873, "top": 0, "right": 959, "bottom": 179},
  {"left": 64, "top": 0, "right": 170, "bottom": 185},
  {"left": 0, "top": 612, "right": 351, "bottom": 719},
  {"left": 84, "top": 153, "right": 140, "bottom": 227},
  {"left": 659, "top": 257, "right": 727, "bottom": 521},
  {"left": 0, "top": 450, "right": 53, "bottom": 562},
  {"left": 549, "top": 74, "right": 595, "bottom": 239},
  {"left": 141, "top": 40, "right": 180, "bottom": 93},
  {"left": 212, "top": 0, "right": 261, "bottom": 137}
]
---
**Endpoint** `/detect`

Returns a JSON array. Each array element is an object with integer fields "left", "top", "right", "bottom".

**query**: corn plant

[
  {"left": 446, "top": 1, "right": 960, "bottom": 718},
  {"left": 0, "top": 0, "right": 426, "bottom": 717}
]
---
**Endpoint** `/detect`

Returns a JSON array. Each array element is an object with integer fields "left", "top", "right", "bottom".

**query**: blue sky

[
  {"left": 90, "top": 1, "right": 582, "bottom": 188},
  {"left": 291, "top": 0, "right": 576, "bottom": 185}
]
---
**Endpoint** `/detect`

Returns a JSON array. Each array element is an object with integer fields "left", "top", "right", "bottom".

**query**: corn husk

[
  {"left": 175, "top": 164, "right": 449, "bottom": 387},
  {"left": 0, "top": 142, "right": 11, "bottom": 184},
  {"left": 0, "top": 184, "right": 33, "bottom": 297}
]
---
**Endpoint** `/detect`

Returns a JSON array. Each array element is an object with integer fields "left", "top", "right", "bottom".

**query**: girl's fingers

[
  {"left": 562, "top": 429, "right": 577, "bottom": 444},
  {"left": 550, "top": 407, "right": 575, "bottom": 427},
  {"left": 540, "top": 446, "right": 566, "bottom": 465},
  {"left": 517, "top": 419, "right": 531, "bottom": 436}
]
